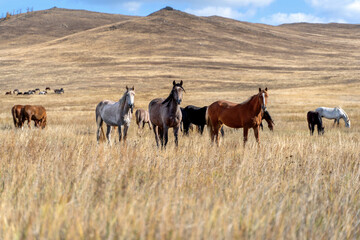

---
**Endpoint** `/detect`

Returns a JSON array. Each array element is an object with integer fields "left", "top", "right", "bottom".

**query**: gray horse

[
  {"left": 149, "top": 80, "right": 185, "bottom": 148},
  {"left": 96, "top": 86, "right": 135, "bottom": 143}
]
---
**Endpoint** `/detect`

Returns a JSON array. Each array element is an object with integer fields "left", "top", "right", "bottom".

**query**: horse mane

[
  {"left": 162, "top": 89, "right": 174, "bottom": 106},
  {"left": 118, "top": 90, "right": 128, "bottom": 109},
  {"left": 240, "top": 93, "right": 259, "bottom": 105}
]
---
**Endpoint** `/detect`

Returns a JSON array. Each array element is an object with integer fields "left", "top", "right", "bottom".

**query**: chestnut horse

[
  {"left": 206, "top": 88, "right": 268, "bottom": 146},
  {"left": 12, "top": 105, "right": 24, "bottom": 128},
  {"left": 135, "top": 109, "right": 152, "bottom": 130},
  {"left": 149, "top": 80, "right": 185, "bottom": 148},
  {"left": 22, "top": 105, "right": 47, "bottom": 129}
]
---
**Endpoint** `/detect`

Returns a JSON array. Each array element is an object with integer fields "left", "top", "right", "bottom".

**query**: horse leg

[
  {"left": 311, "top": 124, "right": 314, "bottom": 135},
  {"left": 123, "top": 124, "right": 129, "bottom": 142},
  {"left": 253, "top": 126, "right": 260, "bottom": 145},
  {"left": 96, "top": 117, "right": 103, "bottom": 143},
  {"left": 333, "top": 119, "right": 337, "bottom": 126},
  {"left": 260, "top": 122, "right": 263, "bottom": 131},
  {"left": 308, "top": 123, "right": 312, "bottom": 136},
  {"left": 174, "top": 126, "right": 179, "bottom": 147},
  {"left": 337, "top": 118, "right": 340, "bottom": 126},
  {"left": 106, "top": 125, "right": 112, "bottom": 144},
  {"left": 215, "top": 124, "right": 222, "bottom": 146},
  {"left": 163, "top": 126, "right": 169, "bottom": 148},
  {"left": 159, "top": 127, "right": 164, "bottom": 147},
  {"left": 243, "top": 127, "right": 249, "bottom": 146},
  {"left": 148, "top": 122, "right": 152, "bottom": 130},
  {"left": 153, "top": 126, "right": 160, "bottom": 147},
  {"left": 142, "top": 121, "right": 145, "bottom": 129},
  {"left": 117, "top": 125, "right": 123, "bottom": 142},
  {"left": 27, "top": 115, "right": 32, "bottom": 129}
]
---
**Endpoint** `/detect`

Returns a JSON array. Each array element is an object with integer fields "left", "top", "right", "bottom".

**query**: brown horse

[
  {"left": 206, "top": 88, "right": 268, "bottom": 146},
  {"left": 12, "top": 105, "right": 24, "bottom": 128},
  {"left": 23, "top": 105, "right": 47, "bottom": 129},
  {"left": 149, "top": 80, "right": 185, "bottom": 148},
  {"left": 135, "top": 108, "right": 152, "bottom": 130}
]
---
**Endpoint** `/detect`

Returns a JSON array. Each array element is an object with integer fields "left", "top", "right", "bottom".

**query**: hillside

[
  {"left": 0, "top": 7, "right": 360, "bottom": 92},
  {"left": 0, "top": 7, "right": 137, "bottom": 48}
]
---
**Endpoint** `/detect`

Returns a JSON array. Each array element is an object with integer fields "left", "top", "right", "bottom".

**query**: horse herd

[
  {"left": 10, "top": 81, "right": 351, "bottom": 147},
  {"left": 5, "top": 87, "right": 64, "bottom": 95}
]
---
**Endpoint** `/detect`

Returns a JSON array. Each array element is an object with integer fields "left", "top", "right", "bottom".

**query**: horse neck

[
  {"left": 246, "top": 94, "right": 262, "bottom": 115},
  {"left": 167, "top": 98, "right": 180, "bottom": 115},
  {"left": 118, "top": 93, "right": 130, "bottom": 113}
]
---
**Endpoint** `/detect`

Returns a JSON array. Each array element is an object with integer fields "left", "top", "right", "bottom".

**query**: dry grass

[
  {"left": 0, "top": 84, "right": 359, "bottom": 239},
  {"left": 1, "top": 7, "right": 360, "bottom": 239}
]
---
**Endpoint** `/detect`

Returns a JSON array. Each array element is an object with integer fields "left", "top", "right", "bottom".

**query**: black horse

[
  {"left": 181, "top": 105, "right": 224, "bottom": 136},
  {"left": 307, "top": 111, "right": 324, "bottom": 136},
  {"left": 260, "top": 109, "right": 275, "bottom": 131}
]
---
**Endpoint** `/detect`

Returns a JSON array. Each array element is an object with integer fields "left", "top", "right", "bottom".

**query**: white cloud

[
  {"left": 262, "top": 12, "right": 326, "bottom": 25},
  {"left": 216, "top": 0, "right": 274, "bottom": 7},
  {"left": 186, "top": 6, "right": 255, "bottom": 19},
  {"left": 122, "top": 1, "right": 141, "bottom": 12},
  {"left": 308, "top": 0, "right": 360, "bottom": 19}
]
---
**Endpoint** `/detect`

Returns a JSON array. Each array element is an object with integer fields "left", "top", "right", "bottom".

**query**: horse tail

[
  {"left": 96, "top": 103, "right": 106, "bottom": 142},
  {"left": 205, "top": 106, "right": 213, "bottom": 134},
  {"left": 11, "top": 106, "right": 17, "bottom": 127}
]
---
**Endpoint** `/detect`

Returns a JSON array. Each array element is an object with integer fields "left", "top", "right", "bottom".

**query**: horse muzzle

[{"left": 177, "top": 99, "right": 182, "bottom": 105}]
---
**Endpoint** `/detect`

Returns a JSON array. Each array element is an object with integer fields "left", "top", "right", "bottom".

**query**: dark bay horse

[
  {"left": 206, "top": 88, "right": 268, "bottom": 146},
  {"left": 260, "top": 109, "right": 274, "bottom": 131},
  {"left": 12, "top": 105, "right": 24, "bottom": 128},
  {"left": 149, "top": 80, "right": 185, "bottom": 148},
  {"left": 135, "top": 108, "right": 152, "bottom": 130},
  {"left": 23, "top": 105, "right": 47, "bottom": 129},
  {"left": 307, "top": 111, "right": 324, "bottom": 136},
  {"left": 96, "top": 86, "right": 135, "bottom": 144}
]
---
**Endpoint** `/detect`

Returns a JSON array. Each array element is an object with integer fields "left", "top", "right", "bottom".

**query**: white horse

[
  {"left": 96, "top": 86, "right": 135, "bottom": 143},
  {"left": 315, "top": 107, "right": 350, "bottom": 128}
]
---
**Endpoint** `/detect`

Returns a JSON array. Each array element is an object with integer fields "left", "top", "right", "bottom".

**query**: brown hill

[
  {"left": 0, "top": 7, "right": 359, "bottom": 91},
  {"left": 0, "top": 7, "right": 137, "bottom": 49}
]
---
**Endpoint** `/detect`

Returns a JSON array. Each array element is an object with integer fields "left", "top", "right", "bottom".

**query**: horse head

[
  {"left": 346, "top": 119, "right": 351, "bottom": 128},
  {"left": 258, "top": 87, "right": 268, "bottom": 112},
  {"left": 126, "top": 86, "right": 135, "bottom": 113},
  {"left": 172, "top": 80, "right": 185, "bottom": 105}
]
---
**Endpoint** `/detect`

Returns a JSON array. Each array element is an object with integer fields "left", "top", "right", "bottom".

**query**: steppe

[{"left": 0, "top": 7, "right": 359, "bottom": 239}]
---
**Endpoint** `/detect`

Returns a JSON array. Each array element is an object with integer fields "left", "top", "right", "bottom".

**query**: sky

[{"left": 1, "top": 0, "right": 360, "bottom": 25}]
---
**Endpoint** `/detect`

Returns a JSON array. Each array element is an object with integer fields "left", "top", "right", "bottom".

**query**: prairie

[{"left": 0, "top": 7, "right": 359, "bottom": 239}]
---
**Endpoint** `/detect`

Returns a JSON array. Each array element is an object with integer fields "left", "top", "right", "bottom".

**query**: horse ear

[
  {"left": 126, "top": 86, "right": 129, "bottom": 91},
  {"left": 132, "top": 86, "right": 135, "bottom": 90},
  {"left": 259, "top": 88, "right": 262, "bottom": 92},
  {"left": 265, "top": 87, "right": 268, "bottom": 91},
  {"left": 173, "top": 80, "right": 176, "bottom": 86},
  {"left": 180, "top": 80, "right": 183, "bottom": 86}
]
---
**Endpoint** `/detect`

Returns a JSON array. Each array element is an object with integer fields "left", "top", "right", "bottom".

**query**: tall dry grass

[{"left": 0, "top": 85, "right": 359, "bottom": 239}]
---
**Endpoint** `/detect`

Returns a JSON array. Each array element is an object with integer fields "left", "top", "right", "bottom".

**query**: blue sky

[{"left": 1, "top": 0, "right": 360, "bottom": 25}]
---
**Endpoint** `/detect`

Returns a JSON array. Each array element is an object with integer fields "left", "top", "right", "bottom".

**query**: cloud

[
  {"left": 122, "top": 1, "right": 142, "bottom": 12},
  {"left": 185, "top": 6, "right": 255, "bottom": 19},
  {"left": 261, "top": 12, "right": 326, "bottom": 25},
  {"left": 307, "top": 0, "right": 360, "bottom": 19}
]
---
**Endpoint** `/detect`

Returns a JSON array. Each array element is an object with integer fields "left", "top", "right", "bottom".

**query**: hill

[{"left": 0, "top": 7, "right": 359, "bottom": 92}]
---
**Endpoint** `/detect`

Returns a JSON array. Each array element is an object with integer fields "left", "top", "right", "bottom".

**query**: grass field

[
  {"left": 0, "top": 83, "right": 359, "bottom": 239},
  {"left": 1, "top": 7, "right": 360, "bottom": 240}
]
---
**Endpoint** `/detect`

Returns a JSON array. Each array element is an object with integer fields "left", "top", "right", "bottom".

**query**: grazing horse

[
  {"left": 96, "top": 86, "right": 135, "bottom": 143},
  {"left": 149, "top": 80, "right": 185, "bottom": 148},
  {"left": 5, "top": 91, "right": 12, "bottom": 95},
  {"left": 45, "top": 87, "right": 51, "bottom": 91},
  {"left": 22, "top": 105, "right": 47, "bottom": 129},
  {"left": 13, "top": 89, "right": 19, "bottom": 94},
  {"left": 307, "top": 111, "right": 324, "bottom": 135},
  {"left": 315, "top": 107, "right": 350, "bottom": 128},
  {"left": 54, "top": 88, "right": 64, "bottom": 94},
  {"left": 260, "top": 109, "right": 274, "bottom": 131},
  {"left": 135, "top": 109, "right": 152, "bottom": 130},
  {"left": 11, "top": 105, "right": 24, "bottom": 128},
  {"left": 207, "top": 88, "right": 268, "bottom": 146},
  {"left": 39, "top": 91, "right": 47, "bottom": 95}
]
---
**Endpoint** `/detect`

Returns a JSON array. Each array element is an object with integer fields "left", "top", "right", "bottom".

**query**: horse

[
  {"left": 95, "top": 86, "right": 135, "bottom": 143},
  {"left": 54, "top": 88, "right": 64, "bottom": 94},
  {"left": 135, "top": 109, "right": 152, "bottom": 130},
  {"left": 206, "top": 88, "right": 268, "bottom": 146},
  {"left": 45, "top": 87, "right": 51, "bottom": 91},
  {"left": 149, "top": 80, "right": 185, "bottom": 148},
  {"left": 13, "top": 89, "right": 19, "bottom": 94},
  {"left": 181, "top": 105, "right": 225, "bottom": 136},
  {"left": 315, "top": 107, "right": 350, "bottom": 128},
  {"left": 5, "top": 91, "right": 12, "bottom": 95},
  {"left": 307, "top": 111, "right": 324, "bottom": 135},
  {"left": 260, "top": 109, "right": 274, "bottom": 131},
  {"left": 22, "top": 105, "right": 47, "bottom": 129},
  {"left": 11, "top": 105, "right": 24, "bottom": 128},
  {"left": 39, "top": 91, "right": 47, "bottom": 95}
]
